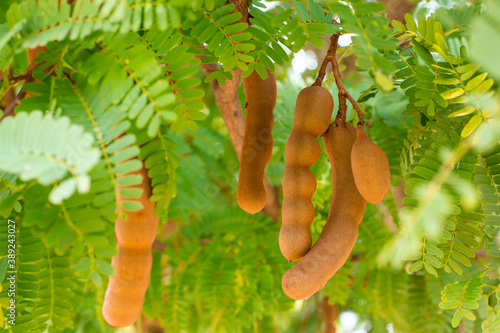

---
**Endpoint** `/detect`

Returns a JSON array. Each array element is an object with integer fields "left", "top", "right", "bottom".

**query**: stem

[{"left": 312, "top": 33, "right": 365, "bottom": 126}]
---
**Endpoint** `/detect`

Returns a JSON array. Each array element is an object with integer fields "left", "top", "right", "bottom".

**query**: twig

[
  {"left": 2, "top": 70, "right": 34, "bottom": 120},
  {"left": 313, "top": 33, "right": 365, "bottom": 126}
]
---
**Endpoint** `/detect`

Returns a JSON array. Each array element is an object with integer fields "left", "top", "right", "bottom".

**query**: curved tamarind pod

[
  {"left": 102, "top": 163, "right": 159, "bottom": 327},
  {"left": 237, "top": 69, "right": 276, "bottom": 214},
  {"left": 280, "top": 86, "right": 333, "bottom": 261},
  {"left": 282, "top": 121, "right": 366, "bottom": 300},
  {"left": 351, "top": 126, "right": 390, "bottom": 204}
]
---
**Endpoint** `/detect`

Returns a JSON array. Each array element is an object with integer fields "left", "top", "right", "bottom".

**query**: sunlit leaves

[{"left": 439, "top": 273, "right": 484, "bottom": 327}]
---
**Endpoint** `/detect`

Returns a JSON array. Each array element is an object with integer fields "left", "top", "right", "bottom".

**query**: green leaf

[
  {"left": 465, "top": 72, "right": 488, "bottom": 91},
  {"left": 95, "top": 259, "right": 115, "bottom": 276},
  {"left": 452, "top": 310, "right": 462, "bottom": 327},
  {"left": 408, "top": 261, "right": 423, "bottom": 272},
  {"left": 424, "top": 262, "right": 438, "bottom": 277},
  {"left": 434, "top": 78, "right": 460, "bottom": 85},
  {"left": 405, "top": 13, "right": 417, "bottom": 33},
  {"left": 461, "top": 308, "right": 476, "bottom": 320},
  {"left": 440, "top": 300, "right": 460, "bottom": 309},
  {"left": 461, "top": 115, "right": 483, "bottom": 137},
  {"left": 470, "top": 78, "right": 494, "bottom": 95},
  {"left": 353, "top": 2, "right": 385, "bottom": 15},
  {"left": 293, "top": 0, "right": 311, "bottom": 22},
  {"left": 216, "top": 12, "right": 242, "bottom": 27},
  {"left": 440, "top": 88, "right": 464, "bottom": 100},
  {"left": 448, "top": 106, "right": 475, "bottom": 118},
  {"left": 392, "top": 20, "right": 406, "bottom": 32},
  {"left": 255, "top": 62, "right": 268, "bottom": 80}
]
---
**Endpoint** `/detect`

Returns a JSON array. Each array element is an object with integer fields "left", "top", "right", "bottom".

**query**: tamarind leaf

[
  {"left": 424, "top": 262, "right": 438, "bottom": 277},
  {"left": 461, "top": 309, "right": 476, "bottom": 320},
  {"left": 255, "top": 62, "right": 268, "bottom": 80},
  {"left": 352, "top": 2, "right": 385, "bottom": 15},
  {"left": 440, "top": 300, "right": 461, "bottom": 309},
  {"left": 271, "top": 9, "right": 293, "bottom": 27},
  {"left": 121, "top": 201, "right": 143, "bottom": 211},
  {"left": 375, "top": 72, "right": 393, "bottom": 91},
  {"left": 231, "top": 32, "right": 252, "bottom": 43},
  {"left": 308, "top": 0, "right": 324, "bottom": 21},
  {"left": 408, "top": 261, "right": 423, "bottom": 272},
  {"left": 448, "top": 106, "right": 475, "bottom": 118},
  {"left": 448, "top": 259, "right": 463, "bottom": 275},
  {"left": 434, "top": 33, "right": 448, "bottom": 53},
  {"left": 433, "top": 93, "right": 448, "bottom": 108},
  {"left": 216, "top": 12, "right": 242, "bottom": 27},
  {"left": 237, "top": 53, "right": 254, "bottom": 63},
  {"left": 224, "top": 22, "right": 248, "bottom": 34},
  {"left": 461, "top": 114, "right": 482, "bottom": 137},
  {"left": 425, "top": 254, "right": 441, "bottom": 268},
  {"left": 466, "top": 72, "right": 488, "bottom": 91},
  {"left": 452, "top": 310, "right": 462, "bottom": 327},
  {"left": 95, "top": 259, "right": 115, "bottom": 276},
  {"left": 434, "top": 77, "right": 460, "bottom": 85},
  {"left": 460, "top": 69, "right": 475, "bottom": 82},
  {"left": 440, "top": 87, "right": 464, "bottom": 100},
  {"left": 427, "top": 100, "right": 435, "bottom": 117},
  {"left": 392, "top": 20, "right": 406, "bottom": 32},
  {"left": 404, "top": 13, "right": 417, "bottom": 33},
  {"left": 205, "top": 0, "right": 215, "bottom": 11},
  {"left": 265, "top": 47, "right": 283, "bottom": 65},
  {"left": 426, "top": 17, "right": 435, "bottom": 43},
  {"left": 425, "top": 243, "right": 444, "bottom": 258},
  {"left": 456, "top": 63, "right": 479, "bottom": 73},
  {"left": 210, "top": 4, "right": 235, "bottom": 20},
  {"left": 304, "top": 22, "right": 328, "bottom": 34},
  {"left": 292, "top": 0, "right": 310, "bottom": 22},
  {"left": 471, "top": 78, "right": 494, "bottom": 95}
]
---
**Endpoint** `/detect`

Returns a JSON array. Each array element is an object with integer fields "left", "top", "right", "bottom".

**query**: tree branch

[{"left": 313, "top": 33, "right": 364, "bottom": 126}]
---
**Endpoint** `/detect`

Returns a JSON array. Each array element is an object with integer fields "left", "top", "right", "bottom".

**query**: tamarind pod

[
  {"left": 282, "top": 121, "right": 366, "bottom": 300},
  {"left": 280, "top": 86, "right": 333, "bottom": 261},
  {"left": 321, "top": 297, "right": 338, "bottom": 333},
  {"left": 102, "top": 164, "right": 159, "bottom": 327},
  {"left": 237, "top": 69, "right": 276, "bottom": 214},
  {"left": 351, "top": 126, "right": 391, "bottom": 204}
]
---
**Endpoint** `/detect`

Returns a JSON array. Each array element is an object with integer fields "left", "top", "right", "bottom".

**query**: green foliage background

[{"left": 0, "top": 0, "right": 499, "bottom": 332}]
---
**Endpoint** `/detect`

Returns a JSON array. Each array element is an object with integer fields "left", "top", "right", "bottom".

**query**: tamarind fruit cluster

[
  {"left": 278, "top": 86, "right": 390, "bottom": 299},
  {"left": 282, "top": 120, "right": 367, "bottom": 300},
  {"left": 279, "top": 87, "right": 333, "bottom": 261},
  {"left": 102, "top": 163, "right": 158, "bottom": 327},
  {"left": 237, "top": 69, "right": 276, "bottom": 214}
]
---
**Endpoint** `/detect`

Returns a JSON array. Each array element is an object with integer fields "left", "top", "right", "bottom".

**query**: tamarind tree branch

[
  {"left": 200, "top": 63, "right": 280, "bottom": 221},
  {"left": 312, "top": 33, "right": 364, "bottom": 126}
]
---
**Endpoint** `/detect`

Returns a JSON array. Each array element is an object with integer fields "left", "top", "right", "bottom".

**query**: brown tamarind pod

[
  {"left": 321, "top": 297, "right": 338, "bottom": 333},
  {"left": 351, "top": 125, "right": 390, "bottom": 204},
  {"left": 282, "top": 121, "right": 367, "bottom": 300},
  {"left": 279, "top": 86, "right": 333, "bottom": 261},
  {"left": 102, "top": 163, "right": 159, "bottom": 327},
  {"left": 237, "top": 69, "right": 276, "bottom": 214}
]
